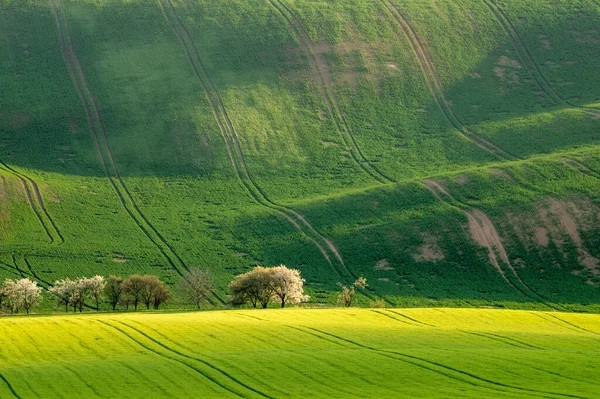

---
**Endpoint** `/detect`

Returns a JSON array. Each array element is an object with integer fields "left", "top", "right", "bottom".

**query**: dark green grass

[{"left": 0, "top": 0, "right": 599, "bottom": 309}]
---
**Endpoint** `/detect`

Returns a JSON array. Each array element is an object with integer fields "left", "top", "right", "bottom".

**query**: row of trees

[
  {"left": 1, "top": 265, "right": 368, "bottom": 315},
  {"left": 50, "top": 274, "right": 172, "bottom": 312}
]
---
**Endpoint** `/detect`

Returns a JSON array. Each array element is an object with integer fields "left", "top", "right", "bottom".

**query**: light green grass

[{"left": 1, "top": 308, "right": 599, "bottom": 398}]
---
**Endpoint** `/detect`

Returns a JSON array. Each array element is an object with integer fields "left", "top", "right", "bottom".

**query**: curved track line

[
  {"left": 422, "top": 179, "right": 563, "bottom": 309},
  {"left": 303, "top": 326, "right": 575, "bottom": 399},
  {"left": 381, "top": 0, "right": 517, "bottom": 161},
  {"left": 0, "top": 161, "right": 56, "bottom": 244},
  {"left": 370, "top": 309, "right": 414, "bottom": 326},
  {"left": 127, "top": 319, "right": 283, "bottom": 397},
  {"left": 542, "top": 314, "right": 600, "bottom": 337},
  {"left": 95, "top": 320, "right": 245, "bottom": 398},
  {"left": 104, "top": 319, "right": 273, "bottom": 399},
  {"left": 482, "top": 0, "right": 600, "bottom": 117},
  {"left": 0, "top": 373, "right": 21, "bottom": 399},
  {"left": 267, "top": 0, "right": 393, "bottom": 184},
  {"left": 49, "top": 0, "right": 224, "bottom": 305},
  {"left": 159, "top": 0, "right": 358, "bottom": 281},
  {"left": 462, "top": 330, "right": 542, "bottom": 350},
  {"left": 386, "top": 310, "right": 437, "bottom": 327}
]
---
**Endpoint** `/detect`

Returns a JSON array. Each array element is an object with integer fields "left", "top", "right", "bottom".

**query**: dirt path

[
  {"left": 381, "top": 0, "right": 517, "bottom": 161},
  {"left": 268, "top": 0, "right": 394, "bottom": 184},
  {"left": 158, "top": 0, "right": 357, "bottom": 281},
  {"left": 483, "top": 0, "right": 600, "bottom": 118},
  {"left": 49, "top": 0, "right": 226, "bottom": 304},
  {"left": 422, "top": 179, "right": 559, "bottom": 308}
]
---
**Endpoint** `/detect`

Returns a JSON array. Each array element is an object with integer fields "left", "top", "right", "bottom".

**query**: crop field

[
  {"left": 0, "top": 308, "right": 599, "bottom": 398},
  {"left": 1, "top": 0, "right": 600, "bottom": 308}
]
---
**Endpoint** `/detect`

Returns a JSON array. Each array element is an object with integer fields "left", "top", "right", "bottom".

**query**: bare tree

[
  {"left": 337, "top": 277, "right": 367, "bottom": 307},
  {"left": 270, "top": 265, "right": 309, "bottom": 308},
  {"left": 141, "top": 275, "right": 161, "bottom": 310},
  {"left": 104, "top": 276, "right": 123, "bottom": 311},
  {"left": 179, "top": 268, "right": 212, "bottom": 309},
  {"left": 121, "top": 275, "right": 146, "bottom": 311}
]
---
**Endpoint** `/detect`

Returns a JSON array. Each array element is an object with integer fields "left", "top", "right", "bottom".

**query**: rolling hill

[
  {"left": 1, "top": 0, "right": 600, "bottom": 309},
  {"left": 1, "top": 308, "right": 599, "bottom": 398}
]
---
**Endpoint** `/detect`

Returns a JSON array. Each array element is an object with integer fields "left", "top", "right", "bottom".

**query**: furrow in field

[
  {"left": 482, "top": 0, "right": 600, "bottom": 117},
  {"left": 0, "top": 262, "right": 22, "bottom": 278},
  {"left": 158, "top": 0, "right": 358, "bottom": 282},
  {"left": 462, "top": 330, "right": 536, "bottom": 349},
  {"left": 386, "top": 310, "right": 437, "bottom": 327},
  {"left": 381, "top": 0, "right": 517, "bottom": 161},
  {"left": 482, "top": 332, "right": 544, "bottom": 349},
  {"left": 421, "top": 179, "right": 561, "bottom": 308},
  {"left": 22, "top": 254, "right": 52, "bottom": 287},
  {"left": 0, "top": 161, "right": 55, "bottom": 245},
  {"left": 105, "top": 319, "right": 274, "bottom": 399},
  {"left": 308, "top": 326, "right": 588, "bottom": 399},
  {"left": 370, "top": 309, "right": 415, "bottom": 326},
  {"left": 267, "top": 0, "right": 393, "bottom": 184},
  {"left": 542, "top": 314, "right": 600, "bottom": 337},
  {"left": 127, "top": 319, "right": 288, "bottom": 397},
  {"left": 302, "top": 326, "right": 562, "bottom": 399},
  {"left": 0, "top": 372, "right": 21, "bottom": 399},
  {"left": 531, "top": 313, "right": 598, "bottom": 340},
  {"left": 49, "top": 0, "right": 225, "bottom": 305},
  {"left": 95, "top": 320, "right": 245, "bottom": 398}
]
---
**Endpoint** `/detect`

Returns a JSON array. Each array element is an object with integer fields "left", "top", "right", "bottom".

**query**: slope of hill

[
  {"left": 1, "top": 0, "right": 599, "bottom": 308},
  {"left": 1, "top": 309, "right": 599, "bottom": 398}
]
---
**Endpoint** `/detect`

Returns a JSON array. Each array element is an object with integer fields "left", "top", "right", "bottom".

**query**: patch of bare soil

[
  {"left": 113, "top": 258, "right": 128, "bottom": 263},
  {"left": 375, "top": 259, "right": 394, "bottom": 271},
  {"left": 489, "top": 168, "right": 513, "bottom": 180},
  {"left": 534, "top": 227, "right": 549, "bottom": 247},
  {"left": 412, "top": 235, "right": 445, "bottom": 263}
]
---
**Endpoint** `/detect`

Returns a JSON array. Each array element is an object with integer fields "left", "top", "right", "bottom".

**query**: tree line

[{"left": 1, "top": 264, "right": 367, "bottom": 315}]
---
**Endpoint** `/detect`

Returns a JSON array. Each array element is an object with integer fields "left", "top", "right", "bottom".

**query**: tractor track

[
  {"left": 127, "top": 319, "right": 284, "bottom": 397},
  {"left": 542, "top": 313, "right": 600, "bottom": 337},
  {"left": 100, "top": 319, "right": 273, "bottom": 399},
  {"left": 49, "top": 0, "right": 224, "bottom": 305},
  {"left": 386, "top": 309, "right": 437, "bottom": 326},
  {"left": 462, "top": 330, "right": 542, "bottom": 350},
  {"left": 422, "top": 179, "right": 563, "bottom": 310},
  {"left": 0, "top": 160, "right": 62, "bottom": 245},
  {"left": 267, "top": 0, "right": 393, "bottom": 184},
  {"left": 381, "top": 0, "right": 518, "bottom": 162},
  {"left": 302, "top": 326, "right": 576, "bottom": 399},
  {"left": 158, "top": 0, "right": 358, "bottom": 282},
  {"left": 482, "top": 0, "right": 600, "bottom": 117},
  {"left": 0, "top": 372, "right": 21, "bottom": 399}
]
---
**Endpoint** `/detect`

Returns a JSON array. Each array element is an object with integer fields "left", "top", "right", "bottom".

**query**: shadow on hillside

[{"left": 1, "top": 0, "right": 599, "bottom": 179}]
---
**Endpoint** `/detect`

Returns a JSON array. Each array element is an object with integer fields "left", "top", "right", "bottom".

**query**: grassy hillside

[
  {"left": 1, "top": 308, "right": 599, "bottom": 398},
  {"left": 1, "top": 0, "right": 599, "bottom": 308}
]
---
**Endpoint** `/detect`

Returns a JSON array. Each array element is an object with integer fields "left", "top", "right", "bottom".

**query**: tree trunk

[{"left": 281, "top": 294, "right": 286, "bottom": 308}]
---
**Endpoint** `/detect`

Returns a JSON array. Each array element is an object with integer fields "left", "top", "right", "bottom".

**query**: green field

[
  {"left": 1, "top": 308, "right": 599, "bottom": 398},
  {"left": 1, "top": 0, "right": 600, "bottom": 308}
]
